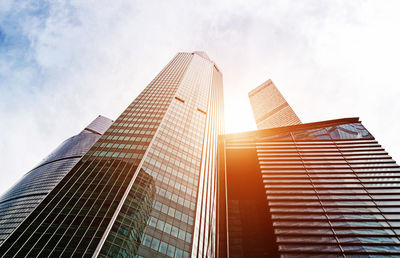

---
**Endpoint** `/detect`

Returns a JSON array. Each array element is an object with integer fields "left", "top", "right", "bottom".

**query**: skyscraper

[
  {"left": 0, "top": 115, "right": 113, "bottom": 245},
  {"left": 0, "top": 52, "right": 223, "bottom": 258},
  {"left": 217, "top": 118, "right": 400, "bottom": 257},
  {"left": 249, "top": 79, "right": 301, "bottom": 129}
]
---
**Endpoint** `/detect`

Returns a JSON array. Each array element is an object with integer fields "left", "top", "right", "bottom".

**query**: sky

[{"left": 1, "top": 0, "right": 400, "bottom": 195}]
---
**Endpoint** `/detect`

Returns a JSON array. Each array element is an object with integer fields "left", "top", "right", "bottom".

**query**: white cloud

[{"left": 1, "top": 0, "right": 400, "bottom": 195}]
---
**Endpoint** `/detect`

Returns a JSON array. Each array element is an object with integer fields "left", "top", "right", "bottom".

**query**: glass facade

[
  {"left": 0, "top": 115, "right": 112, "bottom": 246},
  {"left": 218, "top": 118, "right": 400, "bottom": 257},
  {"left": 0, "top": 52, "right": 223, "bottom": 257},
  {"left": 248, "top": 79, "right": 301, "bottom": 129}
]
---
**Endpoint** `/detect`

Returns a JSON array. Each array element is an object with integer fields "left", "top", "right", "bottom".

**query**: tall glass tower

[
  {"left": 0, "top": 115, "right": 113, "bottom": 245},
  {"left": 0, "top": 52, "right": 224, "bottom": 258}
]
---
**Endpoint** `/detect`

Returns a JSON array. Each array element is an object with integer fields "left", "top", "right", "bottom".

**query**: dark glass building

[
  {"left": 0, "top": 115, "right": 113, "bottom": 246},
  {"left": 217, "top": 118, "right": 400, "bottom": 257},
  {"left": 249, "top": 79, "right": 301, "bottom": 129},
  {"left": 0, "top": 51, "right": 223, "bottom": 257}
]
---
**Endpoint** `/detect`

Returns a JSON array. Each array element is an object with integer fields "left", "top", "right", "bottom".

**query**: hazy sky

[{"left": 1, "top": 0, "right": 400, "bottom": 195}]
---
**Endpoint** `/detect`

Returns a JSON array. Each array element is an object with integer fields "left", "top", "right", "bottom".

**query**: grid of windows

[
  {"left": 100, "top": 52, "right": 223, "bottom": 257},
  {"left": 0, "top": 53, "right": 194, "bottom": 257},
  {"left": 249, "top": 79, "right": 301, "bottom": 129},
  {"left": 192, "top": 65, "right": 224, "bottom": 258},
  {"left": 257, "top": 105, "right": 302, "bottom": 130},
  {"left": 219, "top": 118, "right": 400, "bottom": 257},
  {"left": 0, "top": 116, "right": 112, "bottom": 246},
  {"left": 100, "top": 168, "right": 155, "bottom": 257}
]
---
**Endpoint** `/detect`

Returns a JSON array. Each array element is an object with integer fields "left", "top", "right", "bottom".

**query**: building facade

[
  {"left": 0, "top": 52, "right": 223, "bottom": 258},
  {"left": 217, "top": 118, "right": 400, "bottom": 257},
  {"left": 249, "top": 79, "right": 301, "bottom": 129},
  {"left": 0, "top": 115, "right": 112, "bottom": 246}
]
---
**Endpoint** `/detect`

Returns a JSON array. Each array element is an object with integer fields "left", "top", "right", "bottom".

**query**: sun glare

[{"left": 224, "top": 100, "right": 257, "bottom": 134}]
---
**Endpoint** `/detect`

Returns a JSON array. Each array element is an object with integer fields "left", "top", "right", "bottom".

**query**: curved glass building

[{"left": 0, "top": 115, "right": 113, "bottom": 245}]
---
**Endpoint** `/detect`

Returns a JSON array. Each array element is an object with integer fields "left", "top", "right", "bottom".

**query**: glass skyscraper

[
  {"left": 0, "top": 51, "right": 223, "bottom": 258},
  {"left": 0, "top": 115, "right": 113, "bottom": 246},
  {"left": 249, "top": 79, "right": 301, "bottom": 129}
]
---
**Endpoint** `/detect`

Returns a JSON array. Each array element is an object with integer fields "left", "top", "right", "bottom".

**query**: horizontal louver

[{"left": 254, "top": 138, "right": 400, "bottom": 256}]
